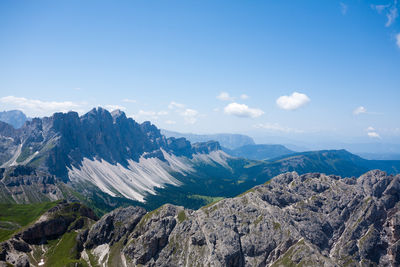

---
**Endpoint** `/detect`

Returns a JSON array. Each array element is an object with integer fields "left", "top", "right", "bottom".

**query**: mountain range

[
  {"left": 0, "top": 108, "right": 400, "bottom": 266},
  {"left": 1, "top": 170, "right": 399, "bottom": 266},
  {"left": 161, "top": 129, "right": 255, "bottom": 149},
  {"left": 0, "top": 108, "right": 399, "bottom": 215}
]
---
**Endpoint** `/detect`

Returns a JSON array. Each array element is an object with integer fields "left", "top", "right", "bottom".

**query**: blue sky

[{"left": 0, "top": 0, "right": 399, "bottom": 145}]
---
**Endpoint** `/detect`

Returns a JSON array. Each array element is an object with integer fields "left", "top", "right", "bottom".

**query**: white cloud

[
  {"left": 165, "top": 120, "right": 176, "bottom": 125},
  {"left": 213, "top": 107, "right": 220, "bottom": 112},
  {"left": 276, "top": 92, "right": 310, "bottom": 110},
  {"left": 181, "top": 108, "right": 199, "bottom": 124},
  {"left": 224, "top": 102, "right": 264, "bottom": 118},
  {"left": 396, "top": 33, "right": 400, "bottom": 48},
  {"left": 240, "top": 94, "right": 249, "bottom": 100},
  {"left": 217, "top": 92, "right": 235, "bottom": 101},
  {"left": 386, "top": 4, "right": 398, "bottom": 27},
  {"left": 353, "top": 106, "right": 367, "bottom": 115},
  {"left": 122, "top": 98, "right": 137, "bottom": 103},
  {"left": 167, "top": 101, "right": 199, "bottom": 124},
  {"left": 254, "top": 122, "right": 304, "bottom": 133},
  {"left": 340, "top": 2, "right": 348, "bottom": 15},
  {"left": 371, "top": 1, "right": 398, "bottom": 27},
  {"left": 0, "top": 95, "right": 83, "bottom": 116},
  {"left": 105, "top": 104, "right": 126, "bottom": 111},
  {"left": 168, "top": 101, "right": 185, "bottom": 109},
  {"left": 366, "top": 126, "right": 381, "bottom": 139},
  {"left": 368, "top": 132, "right": 381, "bottom": 139}
]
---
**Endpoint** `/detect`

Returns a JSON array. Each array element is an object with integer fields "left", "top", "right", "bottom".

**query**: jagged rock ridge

[
  {"left": 0, "top": 107, "right": 225, "bottom": 202},
  {"left": 0, "top": 107, "right": 220, "bottom": 179},
  {"left": 1, "top": 170, "right": 399, "bottom": 266}
]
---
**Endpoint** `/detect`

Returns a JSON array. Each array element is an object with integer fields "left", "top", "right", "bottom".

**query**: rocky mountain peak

[
  {"left": 0, "top": 110, "right": 28, "bottom": 129},
  {"left": 0, "top": 108, "right": 225, "bottom": 181},
  {"left": 111, "top": 109, "right": 126, "bottom": 122}
]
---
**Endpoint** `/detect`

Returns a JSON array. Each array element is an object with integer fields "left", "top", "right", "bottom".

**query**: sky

[{"left": 0, "top": 0, "right": 399, "bottom": 145}]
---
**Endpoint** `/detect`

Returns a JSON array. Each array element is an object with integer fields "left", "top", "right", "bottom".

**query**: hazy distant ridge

[{"left": 161, "top": 129, "right": 255, "bottom": 149}]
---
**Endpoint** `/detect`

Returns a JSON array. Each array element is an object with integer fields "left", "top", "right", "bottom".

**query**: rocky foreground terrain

[{"left": 1, "top": 170, "right": 399, "bottom": 266}]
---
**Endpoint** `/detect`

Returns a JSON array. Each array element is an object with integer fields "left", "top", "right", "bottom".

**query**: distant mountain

[
  {"left": 161, "top": 129, "right": 255, "bottom": 149},
  {"left": 0, "top": 108, "right": 228, "bottom": 204},
  {"left": 267, "top": 149, "right": 400, "bottom": 177},
  {"left": 0, "top": 110, "right": 28, "bottom": 128},
  {"left": 2, "top": 170, "right": 399, "bottom": 266},
  {"left": 223, "top": 144, "right": 294, "bottom": 160},
  {"left": 141, "top": 148, "right": 400, "bottom": 210}
]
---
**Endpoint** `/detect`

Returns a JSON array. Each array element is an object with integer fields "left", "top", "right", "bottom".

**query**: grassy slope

[
  {"left": 0, "top": 201, "right": 97, "bottom": 266},
  {"left": 0, "top": 201, "right": 59, "bottom": 242},
  {"left": 44, "top": 231, "right": 89, "bottom": 267}
]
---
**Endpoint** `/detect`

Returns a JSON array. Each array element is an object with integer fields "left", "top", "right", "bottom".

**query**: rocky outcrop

[
  {"left": 84, "top": 206, "right": 146, "bottom": 248},
  {"left": 17, "top": 201, "right": 97, "bottom": 244},
  {"left": 1, "top": 170, "right": 400, "bottom": 266},
  {"left": 192, "top": 141, "right": 221, "bottom": 154},
  {"left": 0, "top": 165, "right": 65, "bottom": 204},
  {"left": 0, "top": 201, "right": 97, "bottom": 266},
  {"left": 85, "top": 170, "right": 400, "bottom": 266}
]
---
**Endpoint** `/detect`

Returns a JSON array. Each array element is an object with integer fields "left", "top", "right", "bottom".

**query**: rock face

[
  {"left": 107, "top": 170, "right": 399, "bottom": 267},
  {"left": 0, "top": 165, "right": 64, "bottom": 203},
  {"left": 0, "top": 108, "right": 226, "bottom": 203},
  {"left": 85, "top": 206, "right": 146, "bottom": 248},
  {"left": 0, "top": 170, "right": 400, "bottom": 266},
  {"left": 0, "top": 201, "right": 97, "bottom": 267},
  {"left": 0, "top": 107, "right": 221, "bottom": 181},
  {"left": 0, "top": 110, "right": 28, "bottom": 129}
]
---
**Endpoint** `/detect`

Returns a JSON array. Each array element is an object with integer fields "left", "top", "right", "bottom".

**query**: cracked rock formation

[
  {"left": 1, "top": 170, "right": 400, "bottom": 266},
  {"left": 82, "top": 170, "right": 400, "bottom": 266}
]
